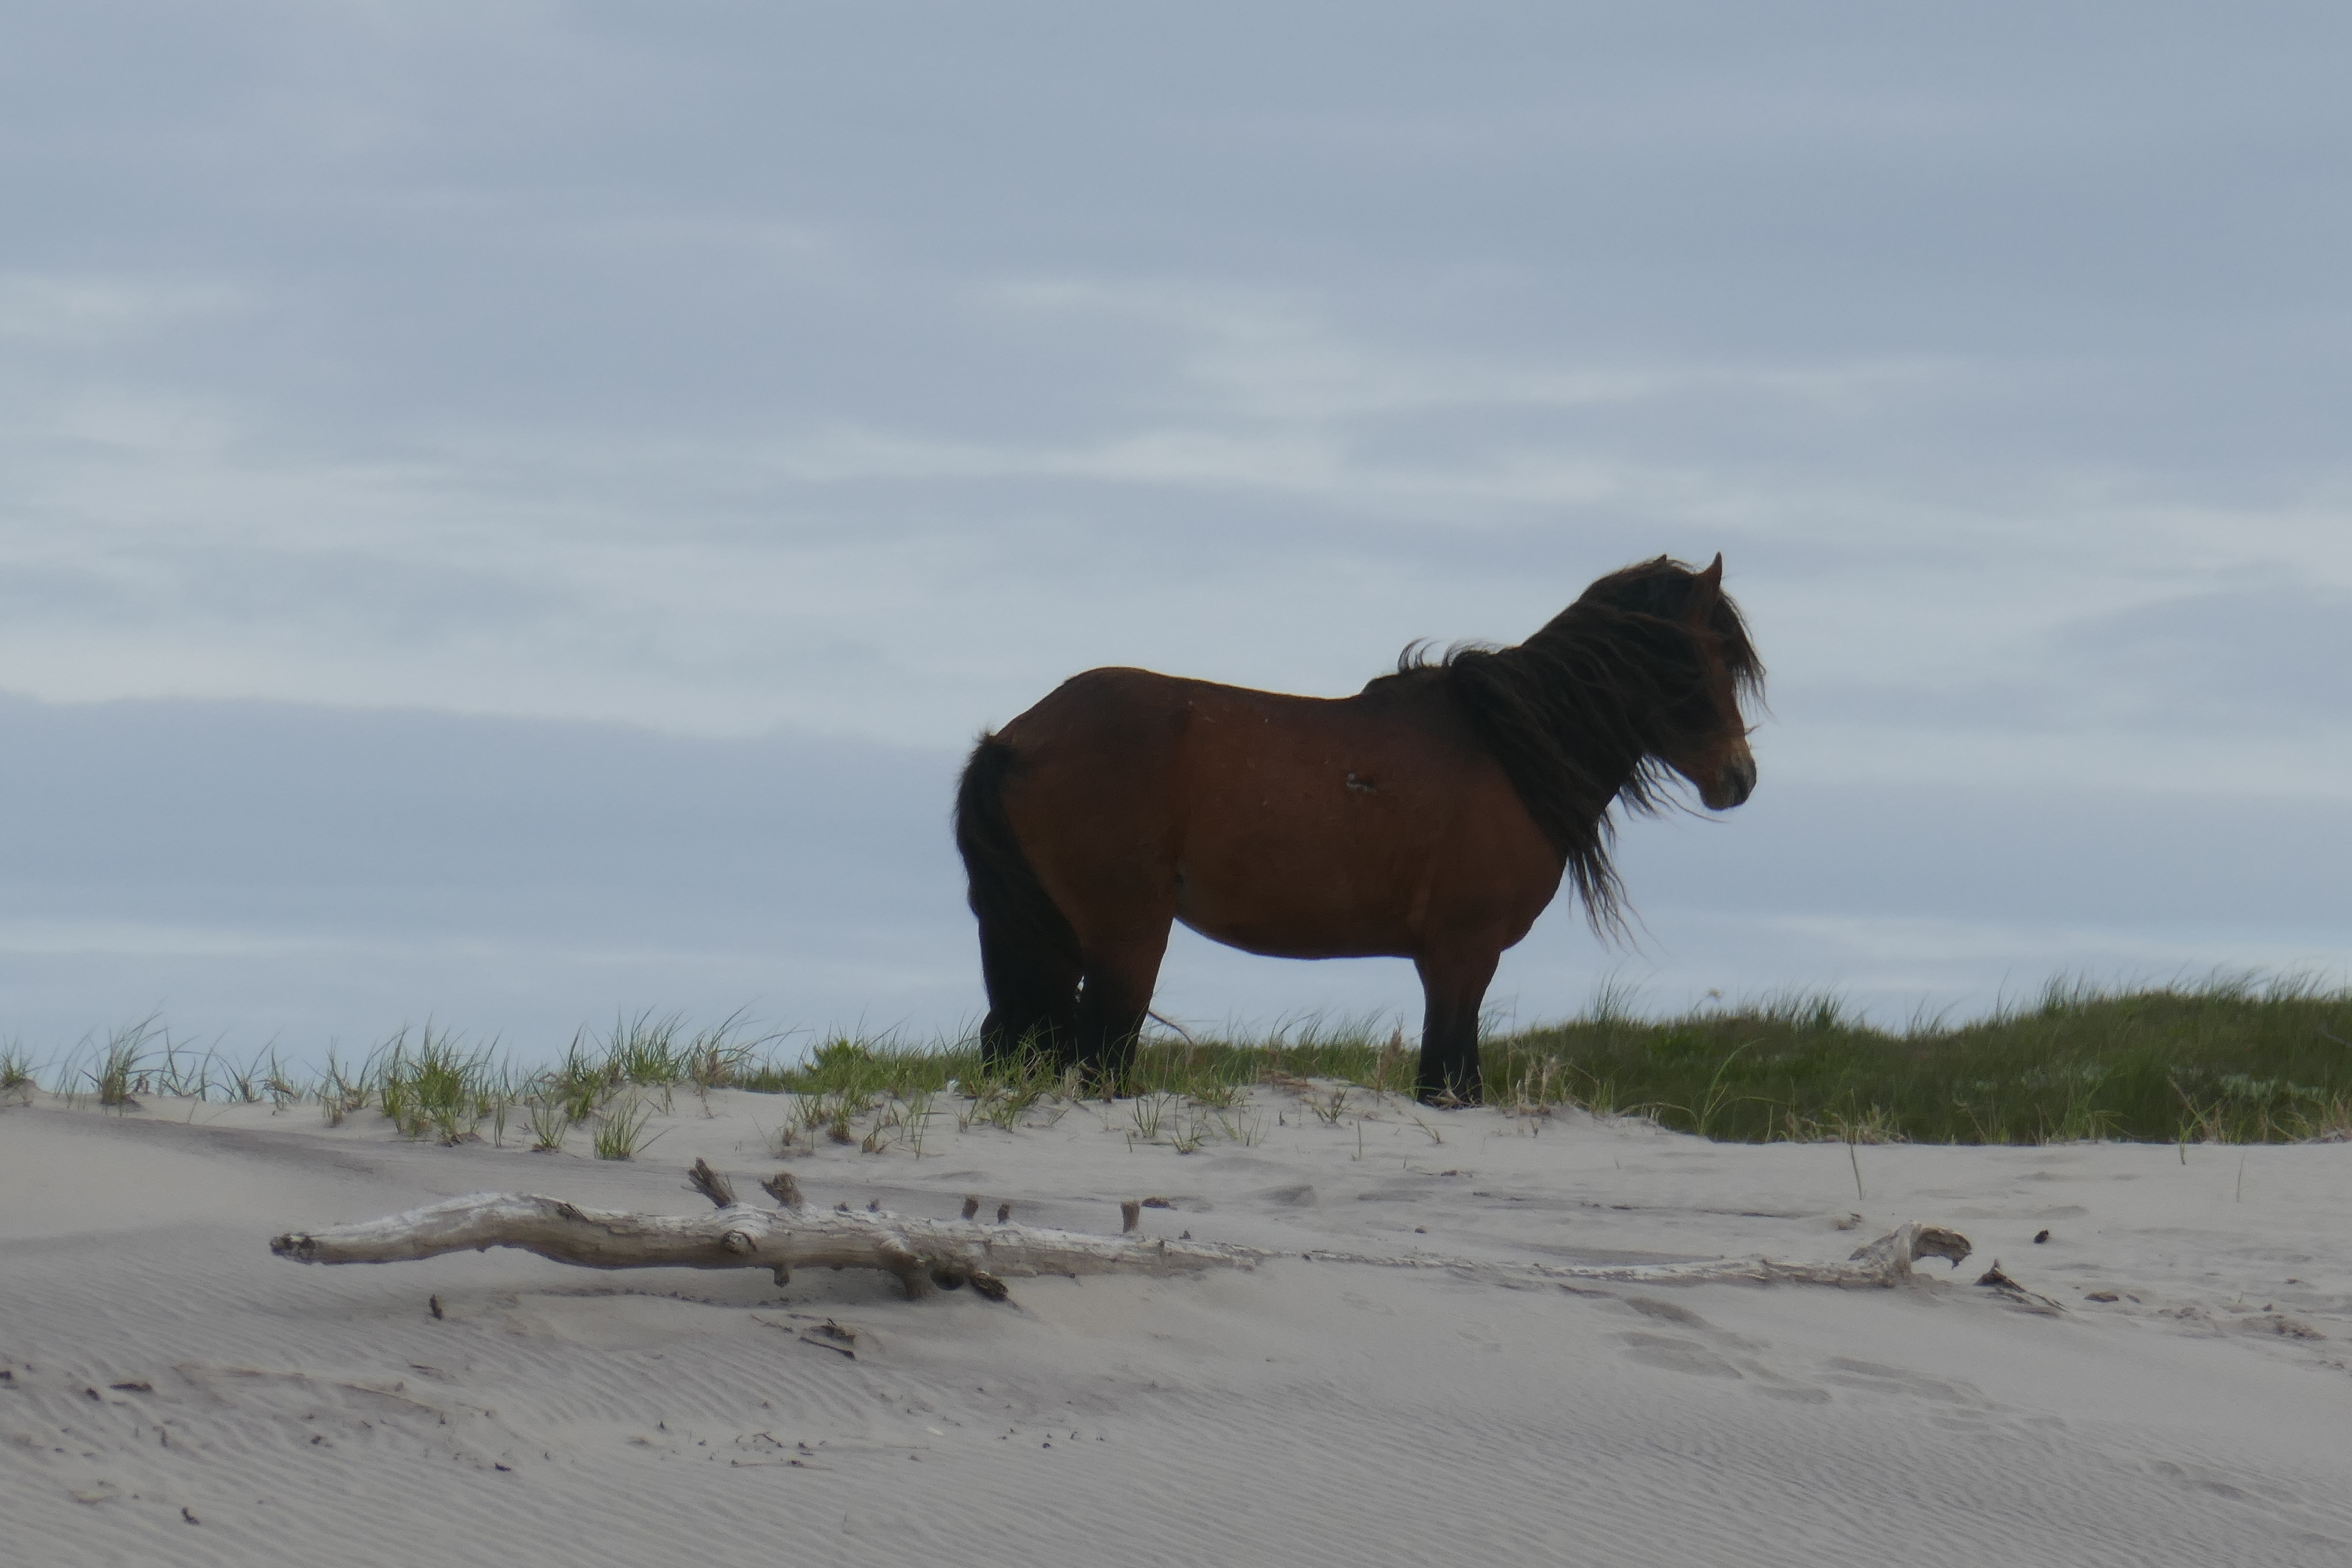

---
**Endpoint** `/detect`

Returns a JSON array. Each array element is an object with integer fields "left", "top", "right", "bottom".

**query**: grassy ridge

[
  {"left": 1489, "top": 977, "right": 2352, "bottom": 1144},
  {"left": 752, "top": 977, "right": 2352, "bottom": 1145},
  {"left": 8, "top": 978, "right": 2352, "bottom": 1147}
]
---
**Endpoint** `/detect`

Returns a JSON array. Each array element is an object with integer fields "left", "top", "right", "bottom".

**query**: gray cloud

[
  {"left": 2056, "top": 584, "right": 2352, "bottom": 726},
  {"left": 1787, "top": 578, "right": 2352, "bottom": 748},
  {"left": 1, "top": 4, "right": 2348, "bottom": 1044}
]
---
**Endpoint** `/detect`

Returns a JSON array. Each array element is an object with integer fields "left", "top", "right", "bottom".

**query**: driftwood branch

[
  {"left": 273, "top": 1158, "right": 1977, "bottom": 1307},
  {"left": 272, "top": 1188, "right": 1255, "bottom": 1300}
]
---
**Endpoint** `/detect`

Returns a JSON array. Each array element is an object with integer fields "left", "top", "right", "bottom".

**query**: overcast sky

[{"left": 4, "top": 3, "right": 2348, "bottom": 1063}]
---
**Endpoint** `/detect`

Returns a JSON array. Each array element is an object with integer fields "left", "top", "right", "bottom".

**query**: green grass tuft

[
  {"left": 374, "top": 1026, "right": 499, "bottom": 1143},
  {"left": 592, "top": 1095, "right": 663, "bottom": 1161},
  {"left": 88, "top": 1017, "right": 166, "bottom": 1108},
  {"left": 0, "top": 1041, "right": 35, "bottom": 1105}
]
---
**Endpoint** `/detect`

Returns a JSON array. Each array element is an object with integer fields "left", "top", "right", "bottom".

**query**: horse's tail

[{"left": 954, "top": 734, "right": 1081, "bottom": 976}]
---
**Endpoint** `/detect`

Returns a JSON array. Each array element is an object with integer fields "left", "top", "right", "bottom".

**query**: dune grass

[
  {"left": 9, "top": 975, "right": 2352, "bottom": 1147},
  {"left": 0, "top": 1041, "right": 34, "bottom": 1106},
  {"left": 678, "top": 975, "right": 2352, "bottom": 1146},
  {"left": 591, "top": 1094, "right": 664, "bottom": 1161},
  {"left": 1487, "top": 976, "right": 2352, "bottom": 1145}
]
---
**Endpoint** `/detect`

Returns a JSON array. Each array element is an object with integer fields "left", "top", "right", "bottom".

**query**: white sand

[{"left": 6, "top": 1087, "right": 2352, "bottom": 1566}]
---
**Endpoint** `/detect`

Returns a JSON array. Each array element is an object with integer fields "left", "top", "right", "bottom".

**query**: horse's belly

[
  {"left": 1172, "top": 908, "right": 1410, "bottom": 961},
  {"left": 1170, "top": 860, "right": 1415, "bottom": 960}
]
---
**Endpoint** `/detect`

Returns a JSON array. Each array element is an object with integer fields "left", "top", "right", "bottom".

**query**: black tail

[{"left": 955, "top": 735, "right": 1081, "bottom": 1061}]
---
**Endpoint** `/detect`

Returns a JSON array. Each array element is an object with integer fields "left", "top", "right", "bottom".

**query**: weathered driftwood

[
  {"left": 1296, "top": 1219, "right": 1975, "bottom": 1291},
  {"left": 271, "top": 1160, "right": 1975, "bottom": 1304},
  {"left": 271, "top": 1179, "right": 1256, "bottom": 1301}
]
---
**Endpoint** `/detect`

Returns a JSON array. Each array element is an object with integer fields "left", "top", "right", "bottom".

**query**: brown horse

[{"left": 954, "top": 554, "right": 1763, "bottom": 1103}]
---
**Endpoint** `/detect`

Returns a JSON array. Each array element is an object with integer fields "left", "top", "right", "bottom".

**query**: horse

[{"left": 953, "top": 553, "right": 1763, "bottom": 1104}]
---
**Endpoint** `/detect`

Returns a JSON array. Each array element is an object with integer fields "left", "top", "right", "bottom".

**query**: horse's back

[
  {"left": 998, "top": 665, "right": 1202, "bottom": 750},
  {"left": 995, "top": 665, "right": 1475, "bottom": 814}
]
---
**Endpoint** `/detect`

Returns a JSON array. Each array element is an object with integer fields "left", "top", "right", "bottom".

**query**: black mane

[{"left": 1387, "top": 556, "right": 1764, "bottom": 934}]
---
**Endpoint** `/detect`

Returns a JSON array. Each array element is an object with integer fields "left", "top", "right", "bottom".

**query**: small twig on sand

[
  {"left": 761, "top": 1171, "right": 804, "bottom": 1209},
  {"left": 686, "top": 1158, "right": 735, "bottom": 1209},
  {"left": 1975, "top": 1260, "right": 2067, "bottom": 1315}
]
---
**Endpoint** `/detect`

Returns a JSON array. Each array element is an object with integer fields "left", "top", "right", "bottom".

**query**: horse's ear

[{"left": 1688, "top": 553, "right": 1723, "bottom": 617}]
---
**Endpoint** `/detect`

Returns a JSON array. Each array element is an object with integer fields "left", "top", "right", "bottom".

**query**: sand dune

[{"left": 6, "top": 1089, "right": 2351, "bottom": 1566}]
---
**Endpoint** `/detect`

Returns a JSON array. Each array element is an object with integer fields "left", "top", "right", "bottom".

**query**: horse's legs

[
  {"left": 1073, "top": 925, "right": 1173, "bottom": 1093},
  {"left": 977, "top": 922, "right": 1082, "bottom": 1073},
  {"left": 1413, "top": 946, "right": 1500, "bottom": 1106}
]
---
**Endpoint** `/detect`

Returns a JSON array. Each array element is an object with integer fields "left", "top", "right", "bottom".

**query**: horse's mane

[{"left": 1387, "top": 556, "right": 1764, "bottom": 934}]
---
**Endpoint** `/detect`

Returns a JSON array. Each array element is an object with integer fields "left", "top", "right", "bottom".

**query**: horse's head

[
  {"left": 1665, "top": 554, "right": 1759, "bottom": 810},
  {"left": 1573, "top": 553, "right": 1763, "bottom": 812}
]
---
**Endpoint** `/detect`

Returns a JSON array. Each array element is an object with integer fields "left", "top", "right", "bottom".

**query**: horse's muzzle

[{"left": 1706, "top": 754, "right": 1757, "bottom": 810}]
